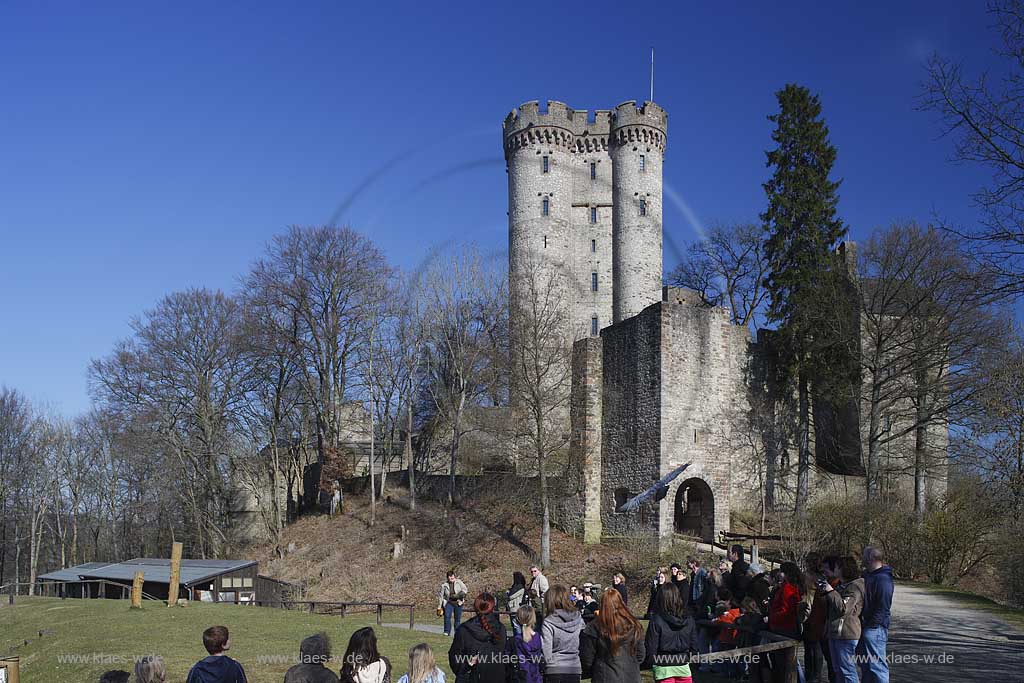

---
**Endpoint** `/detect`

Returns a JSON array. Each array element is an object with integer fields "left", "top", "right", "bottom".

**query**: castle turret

[
  {"left": 610, "top": 101, "right": 667, "bottom": 323},
  {"left": 504, "top": 101, "right": 580, "bottom": 338}
]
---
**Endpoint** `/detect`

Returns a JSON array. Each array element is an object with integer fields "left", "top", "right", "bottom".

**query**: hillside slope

[{"left": 251, "top": 486, "right": 661, "bottom": 608}]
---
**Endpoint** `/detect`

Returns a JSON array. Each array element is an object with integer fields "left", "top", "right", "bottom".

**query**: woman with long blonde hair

[
  {"left": 579, "top": 588, "right": 645, "bottom": 683},
  {"left": 134, "top": 655, "right": 167, "bottom": 683},
  {"left": 398, "top": 643, "right": 445, "bottom": 683}
]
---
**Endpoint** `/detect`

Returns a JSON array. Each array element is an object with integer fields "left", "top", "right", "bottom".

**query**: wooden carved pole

[
  {"left": 0, "top": 656, "right": 22, "bottom": 683},
  {"left": 130, "top": 571, "right": 144, "bottom": 609},
  {"left": 167, "top": 541, "right": 183, "bottom": 607}
]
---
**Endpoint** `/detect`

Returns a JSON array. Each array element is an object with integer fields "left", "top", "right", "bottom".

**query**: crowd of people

[{"left": 96, "top": 546, "right": 893, "bottom": 683}]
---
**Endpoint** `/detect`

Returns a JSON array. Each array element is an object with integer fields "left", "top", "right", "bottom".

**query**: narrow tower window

[
  {"left": 591, "top": 272, "right": 598, "bottom": 292},
  {"left": 542, "top": 156, "right": 550, "bottom": 173},
  {"left": 543, "top": 235, "right": 548, "bottom": 248},
  {"left": 590, "top": 207, "right": 597, "bottom": 224},
  {"left": 590, "top": 162, "right": 597, "bottom": 180},
  {"left": 639, "top": 154, "right": 646, "bottom": 171},
  {"left": 542, "top": 198, "right": 549, "bottom": 216},
  {"left": 591, "top": 239, "right": 596, "bottom": 253},
  {"left": 591, "top": 316, "right": 599, "bottom": 336},
  {"left": 639, "top": 199, "right": 647, "bottom": 216}
]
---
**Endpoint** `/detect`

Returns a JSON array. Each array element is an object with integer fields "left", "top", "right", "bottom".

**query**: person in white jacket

[
  {"left": 438, "top": 570, "right": 468, "bottom": 636},
  {"left": 529, "top": 566, "right": 549, "bottom": 604}
]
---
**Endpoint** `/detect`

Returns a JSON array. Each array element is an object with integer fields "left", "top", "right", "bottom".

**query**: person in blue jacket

[
  {"left": 187, "top": 626, "right": 247, "bottom": 683},
  {"left": 858, "top": 546, "right": 893, "bottom": 683}
]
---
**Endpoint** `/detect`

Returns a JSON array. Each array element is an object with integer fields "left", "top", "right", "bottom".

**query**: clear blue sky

[{"left": 0, "top": 1, "right": 1002, "bottom": 416}]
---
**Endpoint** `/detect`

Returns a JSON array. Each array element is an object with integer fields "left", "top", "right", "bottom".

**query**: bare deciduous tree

[
  {"left": 420, "top": 247, "right": 506, "bottom": 506},
  {"left": 509, "top": 252, "right": 574, "bottom": 568},
  {"left": 922, "top": 0, "right": 1024, "bottom": 296},
  {"left": 89, "top": 288, "right": 248, "bottom": 558},
  {"left": 666, "top": 222, "right": 769, "bottom": 329},
  {"left": 245, "top": 225, "right": 393, "bottom": 486}
]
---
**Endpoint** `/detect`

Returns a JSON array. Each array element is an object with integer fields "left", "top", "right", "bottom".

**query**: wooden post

[
  {"left": 130, "top": 571, "right": 144, "bottom": 609},
  {"left": 409, "top": 604, "right": 415, "bottom": 630},
  {"left": 167, "top": 541, "right": 183, "bottom": 607},
  {"left": 785, "top": 642, "right": 798, "bottom": 683},
  {"left": 376, "top": 603, "right": 383, "bottom": 625},
  {"left": 0, "top": 656, "right": 21, "bottom": 683}
]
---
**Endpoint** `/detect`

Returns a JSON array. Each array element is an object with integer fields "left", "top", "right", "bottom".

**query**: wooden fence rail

[{"left": 252, "top": 600, "right": 417, "bottom": 630}]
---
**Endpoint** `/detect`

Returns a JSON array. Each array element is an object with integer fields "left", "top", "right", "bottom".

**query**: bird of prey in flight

[{"left": 615, "top": 464, "right": 691, "bottom": 513}]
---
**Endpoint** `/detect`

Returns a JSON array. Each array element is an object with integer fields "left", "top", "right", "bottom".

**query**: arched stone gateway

[{"left": 674, "top": 478, "right": 714, "bottom": 543}]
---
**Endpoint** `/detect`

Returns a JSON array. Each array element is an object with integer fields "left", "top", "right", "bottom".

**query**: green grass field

[{"left": 0, "top": 597, "right": 453, "bottom": 682}]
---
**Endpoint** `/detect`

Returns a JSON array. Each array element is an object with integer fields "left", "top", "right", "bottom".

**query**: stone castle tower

[
  {"left": 504, "top": 99, "right": 948, "bottom": 553},
  {"left": 503, "top": 100, "right": 667, "bottom": 342}
]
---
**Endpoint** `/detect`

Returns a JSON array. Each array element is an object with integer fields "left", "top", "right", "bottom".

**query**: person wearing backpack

[
  {"left": 508, "top": 572, "right": 528, "bottom": 638},
  {"left": 511, "top": 605, "right": 544, "bottom": 683},
  {"left": 579, "top": 588, "right": 644, "bottom": 683},
  {"left": 448, "top": 593, "right": 507, "bottom": 683}
]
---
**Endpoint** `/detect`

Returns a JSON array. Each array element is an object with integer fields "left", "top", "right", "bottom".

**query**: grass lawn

[
  {"left": 898, "top": 580, "right": 1024, "bottom": 631},
  {"left": 0, "top": 597, "right": 453, "bottom": 683}
]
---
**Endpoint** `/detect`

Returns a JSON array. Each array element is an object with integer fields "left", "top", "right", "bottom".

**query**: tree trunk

[
  {"left": 795, "top": 370, "right": 810, "bottom": 517},
  {"left": 764, "top": 423, "right": 778, "bottom": 512},
  {"left": 406, "top": 404, "right": 416, "bottom": 512},
  {"left": 448, "top": 424, "right": 459, "bottom": 506},
  {"left": 369, "top": 416, "right": 376, "bottom": 527},
  {"left": 866, "top": 375, "right": 883, "bottom": 503},
  {"left": 539, "top": 455, "right": 551, "bottom": 568},
  {"left": 913, "top": 359, "right": 932, "bottom": 517},
  {"left": 29, "top": 500, "right": 47, "bottom": 596},
  {"left": 913, "top": 408, "right": 928, "bottom": 517}
]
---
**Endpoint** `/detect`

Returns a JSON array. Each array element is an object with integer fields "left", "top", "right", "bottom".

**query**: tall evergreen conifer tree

[{"left": 762, "top": 84, "right": 848, "bottom": 515}]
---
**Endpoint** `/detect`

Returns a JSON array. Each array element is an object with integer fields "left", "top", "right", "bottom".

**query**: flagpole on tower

[{"left": 650, "top": 47, "right": 655, "bottom": 102}]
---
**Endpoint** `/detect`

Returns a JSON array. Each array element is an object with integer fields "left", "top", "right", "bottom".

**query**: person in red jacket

[
  {"left": 763, "top": 562, "right": 804, "bottom": 683},
  {"left": 768, "top": 562, "right": 803, "bottom": 637}
]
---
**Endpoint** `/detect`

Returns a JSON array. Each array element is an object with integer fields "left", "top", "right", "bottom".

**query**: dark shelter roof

[{"left": 37, "top": 558, "right": 256, "bottom": 587}]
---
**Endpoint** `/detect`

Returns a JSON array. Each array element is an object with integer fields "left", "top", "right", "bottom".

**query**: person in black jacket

[
  {"left": 644, "top": 567, "right": 668, "bottom": 618},
  {"left": 580, "top": 588, "right": 645, "bottom": 683},
  {"left": 726, "top": 546, "right": 750, "bottom": 599},
  {"left": 610, "top": 573, "right": 627, "bottom": 607},
  {"left": 448, "top": 593, "right": 507, "bottom": 683},
  {"left": 643, "top": 582, "right": 697, "bottom": 683}
]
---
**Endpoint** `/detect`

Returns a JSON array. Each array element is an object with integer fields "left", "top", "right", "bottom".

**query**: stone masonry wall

[
  {"left": 599, "top": 302, "right": 663, "bottom": 538},
  {"left": 656, "top": 294, "right": 750, "bottom": 550}
]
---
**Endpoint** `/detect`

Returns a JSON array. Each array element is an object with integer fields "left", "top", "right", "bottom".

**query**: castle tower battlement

[
  {"left": 504, "top": 98, "right": 667, "bottom": 343},
  {"left": 503, "top": 101, "right": 614, "bottom": 158}
]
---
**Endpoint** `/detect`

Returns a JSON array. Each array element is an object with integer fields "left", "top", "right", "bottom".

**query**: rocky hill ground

[{"left": 250, "top": 481, "right": 678, "bottom": 609}]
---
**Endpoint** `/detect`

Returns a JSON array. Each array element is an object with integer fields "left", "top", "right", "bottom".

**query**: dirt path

[{"left": 884, "top": 582, "right": 1024, "bottom": 681}]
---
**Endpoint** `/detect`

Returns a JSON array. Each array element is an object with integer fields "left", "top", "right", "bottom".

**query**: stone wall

[
  {"left": 599, "top": 302, "right": 662, "bottom": 538},
  {"left": 655, "top": 294, "right": 750, "bottom": 550}
]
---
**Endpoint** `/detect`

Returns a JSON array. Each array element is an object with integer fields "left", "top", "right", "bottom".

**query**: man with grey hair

[
  {"left": 858, "top": 546, "right": 893, "bottom": 683},
  {"left": 285, "top": 632, "right": 339, "bottom": 683}
]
